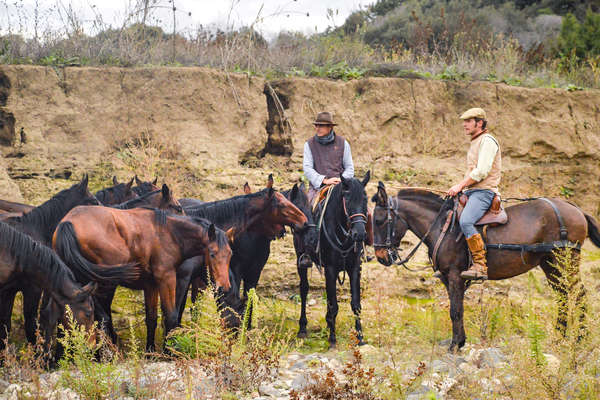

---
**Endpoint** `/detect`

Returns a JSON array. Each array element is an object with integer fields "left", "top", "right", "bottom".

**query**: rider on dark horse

[
  {"left": 447, "top": 107, "right": 501, "bottom": 281},
  {"left": 303, "top": 111, "right": 354, "bottom": 205},
  {"left": 303, "top": 111, "right": 373, "bottom": 250}
]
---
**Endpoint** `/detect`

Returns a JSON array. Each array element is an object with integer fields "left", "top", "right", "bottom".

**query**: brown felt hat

[
  {"left": 459, "top": 108, "right": 487, "bottom": 120},
  {"left": 313, "top": 111, "right": 338, "bottom": 126}
]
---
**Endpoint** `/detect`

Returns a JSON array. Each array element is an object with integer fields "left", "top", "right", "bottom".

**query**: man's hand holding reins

[{"left": 323, "top": 177, "right": 341, "bottom": 186}]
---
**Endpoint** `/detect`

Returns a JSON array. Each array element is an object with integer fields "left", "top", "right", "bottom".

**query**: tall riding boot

[{"left": 461, "top": 233, "right": 488, "bottom": 280}]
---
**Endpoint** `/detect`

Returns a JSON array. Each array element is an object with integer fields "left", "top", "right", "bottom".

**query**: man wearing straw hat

[
  {"left": 447, "top": 107, "right": 501, "bottom": 281},
  {"left": 303, "top": 111, "right": 354, "bottom": 205}
]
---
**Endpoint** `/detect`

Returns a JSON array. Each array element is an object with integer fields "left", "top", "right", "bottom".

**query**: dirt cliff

[{"left": 0, "top": 65, "right": 599, "bottom": 215}]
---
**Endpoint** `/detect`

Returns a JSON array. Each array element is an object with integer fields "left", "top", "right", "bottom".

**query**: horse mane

[
  {"left": 184, "top": 190, "right": 270, "bottom": 228},
  {"left": 6, "top": 183, "right": 83, "bottom": 243},
  {"left": 189, "top": 216, "right": 229, "bottom": 247},
  {"left": 396, "top": 188, "right": 453, "bottom": 212},
  {"left": 0, "top": 221, "right": 76, "bottom": 296},
  {"left": 113, "top": 189, "right": 161, "bottom": 210}
]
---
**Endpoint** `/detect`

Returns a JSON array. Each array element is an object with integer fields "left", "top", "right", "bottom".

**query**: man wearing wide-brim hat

[
  {"left": 447, "top": 107, "right": 501, "bottom": 280},
  {"left": 303, "top": 111, "right": 354, "bottom": 205}
]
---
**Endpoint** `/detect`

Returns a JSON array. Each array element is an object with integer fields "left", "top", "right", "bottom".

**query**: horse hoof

[
  {"left": 357, "top": 339, "right": 367, "bottom": 346},
  {"left": 297, "top": 331, "right": 307, "bottom": 339},
  {"left": 328, "top": 342, "right": 337, "bottom": 350}
]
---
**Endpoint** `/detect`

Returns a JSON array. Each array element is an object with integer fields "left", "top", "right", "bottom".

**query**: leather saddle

[{"left": 456, "top": 193, "right": 508, "bottom": 226}]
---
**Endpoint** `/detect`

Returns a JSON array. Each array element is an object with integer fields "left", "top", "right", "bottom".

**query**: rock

[
  {"left": 467, "top": 347, "right": 506, "bottom": 369},
  {"left": 432, "top": 359, "right": 450, "bottom": 373},
  {"left": 438, "top": 377, "right": 458, "bottom": 396},
  {"left": 406, "top": 384, "right": 439, "bottom": 400},
  {"left": 439, "top": 338, "right": 452, "bottom": 346},
  {"left": 543, "top": 353, "right": 560, "bottom": 372},
  {"left": 287, "top": 354, "right": 301, "bottom": 362},
  {"left": 258, "top": 384, "right": 283, "bottom": 397},
  {"left": 291, "top": 374, "right": 313, "bottom": 390},
  {"left": 0, "top": 380, "right": 8, "bottom": 392},
  {"left": 358, "top": 344, "right": 378, "bottom": 357}
]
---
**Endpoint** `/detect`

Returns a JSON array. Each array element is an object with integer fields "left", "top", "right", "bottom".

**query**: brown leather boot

[{"left": 461, "top": 233, "right": 488, "bottom": 280}]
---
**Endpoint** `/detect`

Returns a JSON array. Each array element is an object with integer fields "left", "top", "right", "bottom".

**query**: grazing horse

[
  {"left": 312, "top": 172, "right": 370, "bottom": 348},
  {"left": 0, "top": 222, "right": 97, "bottom": 354},
  {"left": 178, "top": 175, "right": 310, "bottom": 325},
  {"left": 371, "top": 184, "right": 599, "bottom": 351},
  {"left": 53, "top": 207, "right": 235, "bottom": 351},
  {"left": 0, "top": 175, "right": 99, "bottom": 351},
  {"left": 95, "top": 176, "right": 137, "bottom": 205}
]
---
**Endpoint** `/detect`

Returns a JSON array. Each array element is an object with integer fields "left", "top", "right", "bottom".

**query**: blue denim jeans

[{"left": 459, "top": 189, "right": 495, "bottom": 238}]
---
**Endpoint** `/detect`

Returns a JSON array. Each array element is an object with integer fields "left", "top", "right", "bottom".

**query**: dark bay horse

[
  {"left": 53, "top": 207, "right": 235, "bottom": 351},
  {"left": 0, "top": 175, "right": 99, "bottom": 351},
  {"left": 95, "top": 176, "right": 137, "bottom": 205},
  {"left": 133, "top": 176, "right": 159, "bottom": 196},
  {"left": 371, "top": 184, "right": 600, "bottom": 351},
  {"left": 178, "top": 176, "right": 310, "bottom": 326},
  {"left": 0, "top": 222, "right": 97, "bottom": 354},
  {"left": 113, "top": 184, "right": 183, "bottom": 214},
  {"left": 312, "top": 172, "right": 371, "bottom": 348}
]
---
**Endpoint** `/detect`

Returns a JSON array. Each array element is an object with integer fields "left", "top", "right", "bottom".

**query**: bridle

[
  {"left": 373, "top": 195, "right": 451, "bottom": 271},
  {"left": 320, "top": 190, "right": 368, "bottom": 258}
]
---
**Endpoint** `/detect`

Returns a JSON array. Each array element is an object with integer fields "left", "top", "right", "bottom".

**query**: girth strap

[{"left": 539, "top": 197, "right": 568, "bottom": 241}]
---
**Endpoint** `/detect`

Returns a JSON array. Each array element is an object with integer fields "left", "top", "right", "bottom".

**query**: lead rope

[{"left": 316, "top": 186, "right": 334, "bottom": 274}]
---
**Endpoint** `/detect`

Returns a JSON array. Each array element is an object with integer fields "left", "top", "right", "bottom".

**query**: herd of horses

[{"left": 1, "top": 171, "right": 599, "bottom": 365}]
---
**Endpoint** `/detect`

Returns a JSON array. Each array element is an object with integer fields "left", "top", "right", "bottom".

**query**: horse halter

[
  {"left": 373, "top": 197, "right": 401, "bottom": 264},
  {"left": 342, "top": 196, "right": 368, "bottom": 228}
]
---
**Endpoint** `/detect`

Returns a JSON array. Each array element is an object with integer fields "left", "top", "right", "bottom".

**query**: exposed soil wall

[{"left": 1, "top": 66, "right": 599, "bottom": 214}]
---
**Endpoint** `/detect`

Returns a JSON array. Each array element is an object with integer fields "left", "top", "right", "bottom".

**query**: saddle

[{"left": 456, "top": 193, "right": 508, "bottom": 226}]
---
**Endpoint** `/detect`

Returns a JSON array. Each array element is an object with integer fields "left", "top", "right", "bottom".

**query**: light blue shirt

[{"left": 303, "top": 139, "right": 354, "bottom": 190}]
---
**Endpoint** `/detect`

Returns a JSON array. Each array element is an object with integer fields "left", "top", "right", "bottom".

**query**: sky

[{"left": 0, "top": 0, "right": 373, "bottom": 39}]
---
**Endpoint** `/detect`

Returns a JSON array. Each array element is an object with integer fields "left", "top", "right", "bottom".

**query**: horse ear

[
  {"left": 361, "top": 170, "right": 371, "bottom": 187},
  {"left": 126, "top": 177, "right": 134, "bottom": 190},
  {"left": 375, "top": 181, "right": 388, "bottom": 205},
  {"left": 243, "top": 182, "right": 251, "bottom": 194},
  {"left": 161, "top": 184, "right": 170, "bottom": 199},
  {"left": 226, "top": 227, "right": 236, "bottom": 244},
  {"left": 112, "top": 176, "right": 119, "bottom": 185},
  {"left": 152, "top": 177, "right": 158, "bottom": 185},
  {"left": 79, "top": 281, "right": 97, "bottom": 298},
  {"left": 80, "top": 174, "right": 89, "bottom": 190},
  {"left": 135, "top": 175, "right": 142, "bottom": 185},
  {"left": 267, "top": 174, "right": 274, "bottom": 189},
  {"left": 208, "top": 223, "right": 216, "bottom": 241},
  {"left": 341, "top": 175, "right": 349, "bottom": 189},
  {"left": 290, "top": 183, "right": 299, "bottom": 201}
]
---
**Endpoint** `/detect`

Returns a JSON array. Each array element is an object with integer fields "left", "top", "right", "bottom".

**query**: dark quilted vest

[{"left": 307, "top": 134, "right": 346, "bottom": 181}]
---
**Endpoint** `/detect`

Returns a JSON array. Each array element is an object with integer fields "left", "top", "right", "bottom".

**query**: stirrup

[{"left": 460, "top": 269, "right": 488, "bottom": 280}]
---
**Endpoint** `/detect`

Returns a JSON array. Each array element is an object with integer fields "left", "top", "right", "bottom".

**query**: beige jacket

[{"left": 465, "top": 132, "right": 501, "bottom": 194}]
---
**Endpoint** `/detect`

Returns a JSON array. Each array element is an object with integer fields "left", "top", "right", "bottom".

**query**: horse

[
  {"left": 0, "top": 175, "right": 100, "bottom": 351},
  {"left": 309, "top": 172, "right": 370, "bottom": 349},
  {"left": 133, "top": 176, "right": 159, "bottom": 196},
  {"left": 113, "top": 184, "right": 182, "bottom": 214},
  {"left": 94, "top": 176, "right": 137, "bottom": 205},
  {"left": 0, "top": 199, "right": 34, "bottom": 214},
  {"left": 177, "top": 175, "right": 311, "bottom": 326},
  {"left": 52, "top": 207, "right": 236, "bottom": 352},
  {"left": 371, "top": 183, "right": 600, "bottom": 351},
  {"left": 0, "top": 222, "right": 97, "bottom": 357}
]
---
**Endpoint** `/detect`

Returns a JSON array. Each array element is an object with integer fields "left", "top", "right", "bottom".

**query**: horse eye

[{"left": 375, "top": 218, "right": 385, "bottom": 226}]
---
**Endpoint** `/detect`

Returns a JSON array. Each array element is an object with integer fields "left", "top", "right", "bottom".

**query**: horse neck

[
  {"left": 396, "top": 196, "right": 444, "bottom": 249},
  {"left": 169, "top": 218, "right": 208, "bottom": 260},
  {"left": 16, "top": 193, "right": 81, "bottom": 244},
  {"left": 187, "top": 195, "right": 262, "bottom": 233}
]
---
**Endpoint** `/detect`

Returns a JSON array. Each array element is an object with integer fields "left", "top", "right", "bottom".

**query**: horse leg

[
  {"left": 349, "top": 263, "right": 365, "bottom": 345},
  {"left": 157, "top": 273, "right": 178, "bottom": 350},
  {"left": 540, "top": 255, "right": 587, "bottom": 338},
  {"left": 0, "top": 288, "right": 17, "bottom": 353},
  {"left": 324, "top": 267, "right": 339, "bottom": 349},
  {"left": 95, "top": 288, "right": 118, "bottom": 344},
  {"left": 448, "top": 268, "right": 466, "bottom": 352},
  {"left": 144, "top": 286, "right": 159, "bottom": 353},
  {"left": 22, "top": 285, "right": 42, "bottom": 345},
  {"left": 297, "top": 264, "right": 309, "bottom": 338},
  {"left": 176, "top": 257, "right": 198, "bottom": 325}
]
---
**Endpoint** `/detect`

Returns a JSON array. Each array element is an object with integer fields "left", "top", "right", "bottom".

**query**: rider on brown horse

[{"left": 447, "top": 107, "right": 501, "bottom": 281}]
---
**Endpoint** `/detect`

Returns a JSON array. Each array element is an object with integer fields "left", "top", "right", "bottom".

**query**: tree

[
  {"left": 557, "top": 13, "right": 584, "bottom": 57},
  {"left": 581, "top": 8, "right": 600, "bottom": 55}
]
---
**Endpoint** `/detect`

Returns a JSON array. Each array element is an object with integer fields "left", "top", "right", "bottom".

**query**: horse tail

[
  {"left": 584, "top": 212, "right": 600, "bottom": 248},
  {"left": 54, "top": 221, "right": 141, "bottom": 285}
]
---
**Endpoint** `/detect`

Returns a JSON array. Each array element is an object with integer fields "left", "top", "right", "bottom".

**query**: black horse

[
  {"left": 176, "top": 177, "right": 311, "bottom": 325},
  {"left": 309, "top": 172, "right": 370, "bottom": 348},
  {"left": 0, "top": 221, "right": 97, "bottom": 359},
  {"left": 133, "top": 176, "right": 159, "bottom": 196},
  {"left": 0, "top": 175, "right": 99, "bottom": 351}
]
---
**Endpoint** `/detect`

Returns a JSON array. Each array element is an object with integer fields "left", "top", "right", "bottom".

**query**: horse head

[
  {"left": 95, "top": 176, "right": 137, "bottom": 205},
  {"left": 371, "top": 181, "right": 406, "bottom": 266},
  {"left": 339, "top": 171, "right": 370, "bottom": 244},
  {"left": 287, "top": 182, "right": 318, "bottom": 267}
]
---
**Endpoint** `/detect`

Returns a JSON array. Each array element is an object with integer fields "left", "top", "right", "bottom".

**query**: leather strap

[{"left": 432, "top": 210, "right": 454, "bottom": 270}]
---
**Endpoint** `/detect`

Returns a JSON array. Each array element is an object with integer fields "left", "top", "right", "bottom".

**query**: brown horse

[
  {"left": 53, "top": 207, "right": 235, "bottom": 351},
  {"left": 372, "top": 184, "right": 600, "bottom": 351},
  {"left": 0, "top": 222, "right": 97, "bottom": 354}
]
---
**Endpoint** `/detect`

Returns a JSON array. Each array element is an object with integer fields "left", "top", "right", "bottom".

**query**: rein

[{"left": 374, "top": 196, "right": 452, "bottom": 272}]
